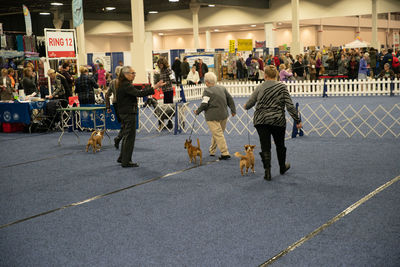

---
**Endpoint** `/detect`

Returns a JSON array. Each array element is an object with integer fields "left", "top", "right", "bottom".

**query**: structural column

[
  {"left": 317, "top": 23, "right": 323, "bottom": 49},
  {"left": 76, "top": 24, "right": 86, "bottom": 66},
  {"left": 205, "top": 30, "right": 211, "bottom": 49},
  {"left": 355, "top": 15, "right": 361, "bottom": 38},
  {"left": 190, "top": 3, "right": 200, "bottom": 50},
  {"left": 130, "top": 0, "right": 151, "bottom": 83},
  {"left": 291, "top": 0, "right": 301, "bottom": 56},
  {"left": 371, "top": 0, "right": 379, "bottom": 49},
  {"left": 264, "top": 23, "right": 275, "bottom": 54}
]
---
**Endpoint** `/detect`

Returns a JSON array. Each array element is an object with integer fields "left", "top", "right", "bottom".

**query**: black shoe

[
  {"left": 209, "top": 154, "right": 215, "bottom": 157},
  {"left": 219, "top": 155, "right": 231, "bottom": 160},
  {"left": 117, "top": 158, "right": 122, "bottom": 163},
  {"left": 121, "top": 162, "right": 139, "bottom": 168},
  {"left": 264, "top": 169, "right": 272, "bottom": 181},
  {"left": 114, "top": 137, "right": 120, "bottom": 150},
  {"left": 280, "top": 163, "right": 291, "bottom": 175}
]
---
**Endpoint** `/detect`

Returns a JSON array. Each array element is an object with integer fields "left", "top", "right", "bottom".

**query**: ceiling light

[
  {"left": 51, "top": 2, "right": 63, "bottom": 6},
  {"left": 149, "top": 11, "right": 158, "bottom": 14},
  {"left": 208, "top": 4, "right": 215, "bottom": 7},
  {"left": 40, "top": 12, "right": 51, "bottom": 15},
  {"left": 278, "top": 22, "right": 282, "bottom": 25},
  {"left": 251, "top": 24, "right": 256, "bottom": 27},
  {"left": 158, "top": 33, "right": 164, "bottom": 35},
  {"left": 105, "top": 7, "right": 116, "bottom": 11},
  {"left": 169, "top": 0, "right": 179, "bottom": 2},
  {"left": 214, "top": 29, "right": 219, "bottom": 32}
]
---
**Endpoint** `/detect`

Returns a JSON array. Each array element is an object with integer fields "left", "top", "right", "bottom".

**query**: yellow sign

[
  {"left": 229, "top": 40, "right": 235, "bottom": 54},
  {"left": 238, "top": 39, "right": 253, "bottom": 51}
]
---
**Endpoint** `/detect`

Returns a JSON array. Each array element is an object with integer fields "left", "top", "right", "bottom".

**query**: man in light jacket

[{"left": 194, "top": 72, "right": 236, "bottom": 160}]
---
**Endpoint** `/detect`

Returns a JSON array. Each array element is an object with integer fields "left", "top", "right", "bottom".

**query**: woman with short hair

[
  {"left": 244, "top": 66, "right": 302, "bottom": 181},
  {"left": 116, "top": 66, "right": 165, "bottom": 168}
]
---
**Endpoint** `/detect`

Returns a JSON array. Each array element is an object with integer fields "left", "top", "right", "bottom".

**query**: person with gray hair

[
  {"left": 106, "top": 65, "right": 124, "bottom": 149},
  {"left": 358, "top": 52, "right": 369, "bottom": 80},
  {"left": 195, "top": 72, "right": 236, "bottom": 160}
]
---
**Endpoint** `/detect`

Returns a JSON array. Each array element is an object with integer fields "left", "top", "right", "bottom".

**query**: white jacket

[{"left": 187, "top": 70, "right": 200, "bottom": 84}]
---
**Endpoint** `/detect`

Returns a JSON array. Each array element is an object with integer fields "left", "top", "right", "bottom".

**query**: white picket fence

[{"left": 166, "top": 78, "right": 400, "bottom": 101}]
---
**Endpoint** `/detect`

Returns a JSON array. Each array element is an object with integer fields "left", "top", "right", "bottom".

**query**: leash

[
  {"left": 188, "top": 116, "right": 197, "bottom": 141},
  {"left": 247, "top": 110, "right": 251, "bottom": 145}
]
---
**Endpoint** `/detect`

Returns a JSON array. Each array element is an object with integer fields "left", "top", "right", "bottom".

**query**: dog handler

[
  {"left": 194, "top": 72, "right": 236, "bottom": 160},
  {"left": 244, "top": 65, "right": 302, "bottom": 180},
  {"left": 116, "top": 66, "right": 165, "bottom": 168}
]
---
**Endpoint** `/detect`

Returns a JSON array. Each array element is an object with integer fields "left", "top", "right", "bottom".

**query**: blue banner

[{"left": 79, "top": 105, "right": 121, "bottom": 130}]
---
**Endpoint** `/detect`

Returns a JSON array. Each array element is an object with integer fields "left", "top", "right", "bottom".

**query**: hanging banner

[
  {"left": 72, "top": 0, "right": 83, "bottom": 28},
  {"left": 255, "top": 41, "right": 266, "bottom": 48},
  {"left": 0, "top": 23, "right": 3, "bottom": 35},
  {"left": 22, "top": 5, "right": 32, "bottom": 36},
  {"left": 229, "top": 40, "right": 235, "bottom": 54},
  {"left": 238, "top": 39, "right": 253, "bottom": 51},
  {"left": 46, "top": 30, "right": 76, "bottom": 58}
]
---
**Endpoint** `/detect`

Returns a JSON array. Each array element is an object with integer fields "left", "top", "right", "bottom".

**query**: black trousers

[
  {"left": 113, "top": 103, "right": 124, "bottom": 141},
  {"left": 255, "top": 124, "right": 286, "bottom": 154},
  {"left": 119, "top": 113, "right": 137, "bottom": 164},
  {"left": 163, "top": 90, "right": 174, "bottom": 104}
]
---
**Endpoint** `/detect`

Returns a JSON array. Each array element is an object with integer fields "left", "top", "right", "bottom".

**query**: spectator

[
  {"left": 172, "top": 57, "right": 182, "bottom": 85},
  {"left": 257, "top": 56, "right": 264, "bottom": 71},
  {"left": 378, "top": 63, "right": 395, "bottom": 79},
  {"left": 273, "top": 54, "right": 281, "bottom": 68},
  {"left": 181, "top": 57, "right": 190, "bottom": 80},
  {"left": 293, "top": 56, "right": 306, "bottom": 81},
  {"left": 60, "top": 63, "right": 73, "bottom": 98},
  {"left": 244, "top": 65, "right": 301, "bottom": 181},
  {"left": 248, "top": 58, "right": 259, "bottom": 81},
  {"left": 22, "top": 67, "right": 38, "bottom": 96},
  {"left": 157, "top": 57, "right": 175, "bottom": 105},
  {"left": 316, "top": 53, "right": 322, "bottom": 79},
  {"left": 279, "top": 64, "right": 293, "bottom": 82},
  {"left": 46, "top": 69, "right": 66, "bottom": 100},
  {"left": 358, "top": 52, "right": 369, "bottom": 80},
  {"left": 75, "top": 66, "right": 98, "bottom": 105},
  {"left": 0, "top": 68, "right": 14, "bottom": 101},
  {"left": 369, "top": 48, "right": 377, "bottom": 77},
  {"left": 187, "top": 65, "right": 200, "bottom": 85},
  {"left": 236, "top": 57, "right": 245, "bottom": 80},
  {"left": 382, "top": 49, "right": 393, "bottom": 69},
  {"left": 348, "top": 56, "right": 359, "bottom": 80},
  {"left": 309, "top": 56, "right": 317, "bottom": 81},
  {"left": 97, "top": 63, "right": 107, "bottom": 90},
  {"left": 118, "top": 60, "right": 123, "bottom": 67},
  {"left": 196, "top": 59, "right": 209, "bottom": 83},
  {"left": 245, "top": 54, "right": 253, "bottom": 67},
  {"left": 7, "top": 68, "right": 15, "bottom": 88},
  {"left": 337, "top": 54, "right": 348, "bottom": 76},
  {"left": 194, "top": 72, "right": 236, "bottom": 160}
]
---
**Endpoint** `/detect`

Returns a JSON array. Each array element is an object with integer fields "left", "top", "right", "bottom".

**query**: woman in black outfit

[
  {"left": 244, "top": 66, "right": 302, "bottom": 181},
  {"left": 116, "top": 66, "right": 165, "bottom": 168},
  {"left": 22, "top": 67, "right": 38, "bottom": 96}
]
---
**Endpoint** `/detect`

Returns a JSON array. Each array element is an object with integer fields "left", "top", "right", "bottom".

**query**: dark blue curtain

[
  {"left": 87, "top": 53, "right": 93, "bottom": 65},
  {"left": 111, "top": 52, "right": 124, "bottom": 78}
]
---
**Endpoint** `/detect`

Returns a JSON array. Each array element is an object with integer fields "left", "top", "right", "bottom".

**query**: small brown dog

[
  {"left": 234, "top": 145, "right": 256, "bottom": 176},
  {"left": 184, "top": 138, "right": 202, "bottom": 165},
  {"left": 86, "top": 130, "right": 105, "bottom": 153}
]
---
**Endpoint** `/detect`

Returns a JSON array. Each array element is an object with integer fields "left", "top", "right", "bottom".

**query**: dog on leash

[
  {"left": 144, "top": 98, "right": 188, "bottom": 131},
  {"left": 234, "top": 145, "right": 256, "bottom": 176},
  {"left": 86, "top": 130, "right": 105, "bottom": 153},
  {"left": 184, "top": 138, "right": 202, "bottom": 165}
]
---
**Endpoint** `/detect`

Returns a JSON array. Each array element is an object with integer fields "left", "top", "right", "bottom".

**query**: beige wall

[{"left": 85, "top": 36, "right": 131, "bottom": 53}]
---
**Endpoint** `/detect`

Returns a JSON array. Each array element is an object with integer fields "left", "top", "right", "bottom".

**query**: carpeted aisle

[{"left": 0, "top": 129, "right": 399, "bottom": 266}]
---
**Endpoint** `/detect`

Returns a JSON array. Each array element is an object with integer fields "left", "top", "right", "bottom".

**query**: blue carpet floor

[{"left": 0, "top": 96, "right": 399, "bottom": 266}]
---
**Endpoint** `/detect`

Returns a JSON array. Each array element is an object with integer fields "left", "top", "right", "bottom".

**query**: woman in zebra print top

[{"left": 244, "top": 65, "right": 302, "bottom": 181}]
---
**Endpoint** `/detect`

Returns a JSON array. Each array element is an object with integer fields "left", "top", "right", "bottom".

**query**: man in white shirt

[{"left": 187, "top": 65, "right": 200, "bottom": 85}]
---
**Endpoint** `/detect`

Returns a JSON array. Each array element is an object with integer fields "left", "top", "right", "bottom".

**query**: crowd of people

[{"left": 228, "top": 48, "right": 400, "bottom": 82}]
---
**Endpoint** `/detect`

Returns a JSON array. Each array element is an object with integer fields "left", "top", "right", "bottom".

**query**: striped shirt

[{"left": 245, "top": 80, "right": 300, "bottom": 127}]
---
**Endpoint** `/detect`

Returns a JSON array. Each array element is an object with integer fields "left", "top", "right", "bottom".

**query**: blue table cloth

[
  {"left": 0, "top": 101, "right": 47, "bottom": 124},
  {"left": 79, "top": 104, "right": 122, "bottom": 130}
]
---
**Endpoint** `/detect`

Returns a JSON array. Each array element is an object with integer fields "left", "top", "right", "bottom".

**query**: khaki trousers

[{"left": 206, "top": 118, "right": 229, "bottom": 156}]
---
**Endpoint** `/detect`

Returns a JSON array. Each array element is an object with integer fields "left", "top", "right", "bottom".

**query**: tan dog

[
  {"left": 86, "top": 130, "right": 105, "bottom": 153},
  {"left": 184, "top": 138, "right": 202, "bottom": 165},
  {"left": 234, "top": 145, "right": 256, "bottom": 176}
]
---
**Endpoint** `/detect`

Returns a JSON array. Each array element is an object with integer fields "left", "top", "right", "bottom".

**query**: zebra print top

[{"left": 245, "top": 80, "right": 300, "bottom": 127}]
